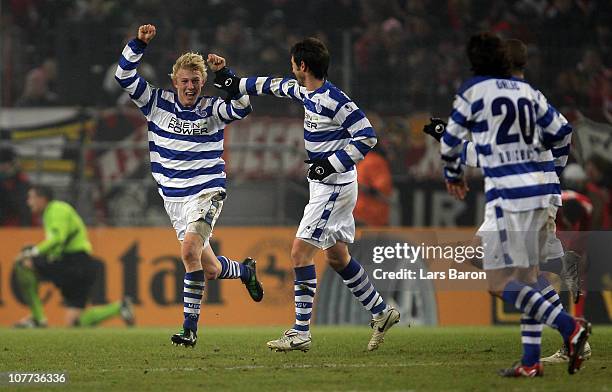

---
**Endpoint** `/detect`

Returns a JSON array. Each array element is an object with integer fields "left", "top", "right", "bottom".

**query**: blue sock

[
  {"left": 183, "top": 270, "right": 204, "bottom": 332},
  {"left": 535, "top": 275, "right": 563, "bottom": 310},
  {"left": 217, "top": 256, "right": 252, "bottom": 283},
  {"left": 293, "top": 265, "right": 316, "bottom": 334},
  {"left": 502, "top": 280, "right": 575, "bottom": 340},
  {"left": 338, "top": 258, "right": 388, "bottom": 316},
  {"left": 521, "top": 315, "right": 543, "bottom": 366}
]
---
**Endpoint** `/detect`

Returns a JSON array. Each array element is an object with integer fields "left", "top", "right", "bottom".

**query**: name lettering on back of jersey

[
  {"left": 168, "top": 117, "right": 209, "bottom": 135},
  {"left": 498, "top": 148, "right": 536, "bottom": 164},
  {"left": 496, "top": 80, "right": 520, "bottom": 90}
]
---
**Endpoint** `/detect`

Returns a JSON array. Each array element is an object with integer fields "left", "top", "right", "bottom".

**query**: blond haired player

[{"left": 115, "top": 24, "right": 263, "bottom": 347}]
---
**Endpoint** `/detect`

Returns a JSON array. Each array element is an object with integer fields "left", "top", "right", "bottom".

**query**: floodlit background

[
  {"left": 1, "top": 2, "right": 612, "bottom": 390},
  {"left": 1, "top": 0, "right": 610, "bottom": 227},
  {"left": 0, "top": 0, "right": 611, "bottom": 328}
]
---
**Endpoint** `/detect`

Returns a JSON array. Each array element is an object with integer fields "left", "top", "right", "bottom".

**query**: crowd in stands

[
  {"left": 2, "top": 0, "right": 611, "bottom": 119},
  {"left": 1, "top": 0, "right": 611, "bottom": 227}
]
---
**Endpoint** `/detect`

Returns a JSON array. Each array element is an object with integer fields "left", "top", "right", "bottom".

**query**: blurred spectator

[
  {"left": 584, "top": 155, "right": 612, "bottom": 230},
  {"left": 102, "top": 60, "right": 157, "bottom": 107},
  {"left": 560, "top": 163, "right": 593, "bottom": 232},
  {"left": 3, "top": 0, "right": 612, "bottom": 117},
  {"left": 354, "top": 146, "right": 393, "bottom": 226},
  {"left": 0, "top": 146, "right": 32, "bottom": 226},
  {"left": 15, "top": 58, "right": 58, "bottom": 107}
]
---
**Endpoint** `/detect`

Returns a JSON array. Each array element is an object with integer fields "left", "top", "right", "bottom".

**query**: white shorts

[
  {"left": 477, "top": 206, "right": 551, "bottom": 270},
  {"left": 477, "top": 203, "right": 564, "bottom": 266},
  {"left": 296, "top": 181, "right": 357, "bottom": 250},
  {"left": 163, "top": 190, "right": 225, "bottom": 242}
]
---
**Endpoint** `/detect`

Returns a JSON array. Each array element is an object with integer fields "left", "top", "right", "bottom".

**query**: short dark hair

[
  {"left": 30, "top": 185, "right": 54, "bottom": 201},
  {"left": 467, "top": 32, "right": 511, "bottom": 77},
  {"left": 505, "top": 38, "right": 527, "bottom": 72},
  {"left": 290, "top": 37, "right": 330, "bottom": 79}
]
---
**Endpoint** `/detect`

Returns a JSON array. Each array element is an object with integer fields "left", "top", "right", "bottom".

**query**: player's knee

[
  {"left": 204, "top": 265, "right": 220, "bottom": 280},
  {"left": 290, "top": 248, "right": 310, "bottom": 267},
  {"left": 186, "top": 220, "right": 212, "bottom": 243},
  {"left": 181, "top": 247, "right": 198, "bottom": 263},
  {"left": 325, "top": 245, "right": 350, "bottom": 271},
  {"left": 326, "top": 255, "right": 348, "bottom": 271},
  {"left": 181, "top": 242, "right": 201, "bottom": 268}
]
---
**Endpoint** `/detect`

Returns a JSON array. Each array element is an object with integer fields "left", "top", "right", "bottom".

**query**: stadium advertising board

[
  {"left": 0, "top": 227, "right": 494, "bottom": 327},
  {"left": 3, "top": 227, "right": 610, "bottom": 327}
]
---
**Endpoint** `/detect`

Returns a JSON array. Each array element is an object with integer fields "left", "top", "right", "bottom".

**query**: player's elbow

[
  {"left": 232, "top": 103, "right": 252, "bottom": 120},
  {"left": 370, "top": 135, "right": 378, "bottom": 148},
  {"left": 242, "top": 104, "right": 253, "bottom": 116}
]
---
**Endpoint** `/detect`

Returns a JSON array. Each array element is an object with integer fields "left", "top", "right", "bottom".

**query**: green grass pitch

[{"left": 0, "top": 326, "right": 610, "bottom": 391}]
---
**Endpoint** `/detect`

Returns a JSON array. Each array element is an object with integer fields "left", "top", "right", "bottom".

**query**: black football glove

[
  {"left": 422, "top": 117, "right": 447, "bottom": 142},
  {"left": 305, "top": 159, "right": 336, "bottom": 181},
  {"left": 213, "top": 67, "right": 241, "bottom": 100}
]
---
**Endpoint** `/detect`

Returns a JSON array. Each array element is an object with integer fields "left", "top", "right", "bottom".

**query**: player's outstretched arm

[
  {"left": 208, "top": 55, "right": 253, "bottom": 123},
  {"left": 214, "top": 73, "right": 305, "bottom": 102},
  {"left": 114, "top": 24, "right": 157, "bottom": 116}
]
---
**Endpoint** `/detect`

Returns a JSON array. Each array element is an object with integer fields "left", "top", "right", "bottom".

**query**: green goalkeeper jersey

[{"left": 36, "top": 200, "right": 92, "bottom": 259}]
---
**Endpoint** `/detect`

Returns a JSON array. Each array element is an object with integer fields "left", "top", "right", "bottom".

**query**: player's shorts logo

[{"left": 315, "top": 167, "right": 325, "bottom": 175}]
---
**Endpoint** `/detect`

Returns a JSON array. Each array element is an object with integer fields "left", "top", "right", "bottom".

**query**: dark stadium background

[{"left": 1, "top": 0, "right": 611, "bottom": 327}]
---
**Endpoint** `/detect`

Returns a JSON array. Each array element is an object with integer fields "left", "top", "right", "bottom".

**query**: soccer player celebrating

[
  {"left": 440, "top": 32, "right": 590, "bottom": 376},
  {"left": 423, "top": 38, "right": 591, "bottom": 365},
  {"left": 115, "top": 24, "right": 263, "bottom": 348},
  {"left": 14, "top": 185, "right": 134, "bottom": 327},
  {"left": 214, "top": 37, "right": 400, "bottom": 352}
]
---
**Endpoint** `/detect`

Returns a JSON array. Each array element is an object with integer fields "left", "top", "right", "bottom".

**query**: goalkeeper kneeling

[{"left": 13, "top": 185, "right": 134, "bottom": 328}]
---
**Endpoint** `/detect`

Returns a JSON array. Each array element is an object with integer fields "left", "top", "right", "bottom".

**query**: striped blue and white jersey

[
  {"left": 441, "top": 76, "right": 572, "bottom": 211},
  {"left": 115, "top": 38, "right": 252, "bottom": 202},
  {"left": 237, "top": 77, "right": 377, "bottom": 185},
  {"left": 459, "top": 107, "right": 571, "bottom": 174}
]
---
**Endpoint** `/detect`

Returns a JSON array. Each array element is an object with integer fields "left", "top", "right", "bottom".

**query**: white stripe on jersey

[
  {"left": 115, "top": 39, "right": 252, "bottom": 202},
  {"left": 148, "top": 131, "right": 224, "bottom": 152},
  {"left": 151, "top": 171, "right": 227, "bottom": 188},
  {"left": 304, "top": 138, "right": 351, "bottom": 153},
  {"left": 148, "top": 152, "right": 221, "bottom": 170}
]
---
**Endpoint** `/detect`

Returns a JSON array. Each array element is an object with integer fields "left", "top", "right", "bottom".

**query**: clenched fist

[
  {"left": 207, "top": 54, "right": 226, "bottom": 72},
  {"left": 137, "top": 24, "right": 156, "bottom": 44}
]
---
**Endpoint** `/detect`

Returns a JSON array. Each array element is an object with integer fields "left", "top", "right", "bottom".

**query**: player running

[
  {"left": 440, "top": 32, "right": 590, "bottom": 377},
  {"left": 423, "top": 38, "right": 591, "bottom": 364},
  {"left": 214, "top": 37, "right": 400, "bottom": 352},
  {"left": 115, "top": 24, "right": 263, "bottom": 348}
]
